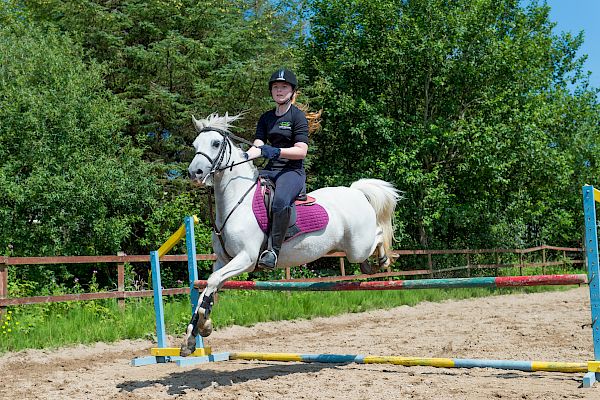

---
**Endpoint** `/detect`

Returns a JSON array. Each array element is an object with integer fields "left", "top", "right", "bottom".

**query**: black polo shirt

[{"left": 255, "top": 104, "right": 309, "bottom": 170}]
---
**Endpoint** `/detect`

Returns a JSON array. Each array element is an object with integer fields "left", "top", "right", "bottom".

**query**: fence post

[
  {"left": 0, "top": 259, "right": 7, "bottom": 318},
  {"left": 427, "top": 252, "right": 433, "bottom": 278},
  {"left": 519, "top": 252, "right": 523, "bottom": 276},
  {"left": 285, "top": 266, "right": 291, "bottom": 280},
  {"left": 117, "top": 251, "right": 126, "bottom": 309},
  {"left": 466, "top": 253, "right": 471, "bottom": 277},
  {"left": 496, "top": 251, "right": 500, "bottom": 276},
  {"left": 339, "top": 257, "right": 345, "bottom": 276},
  {"left": 542, "top": 248, "right": 546, "bottom": 275}
]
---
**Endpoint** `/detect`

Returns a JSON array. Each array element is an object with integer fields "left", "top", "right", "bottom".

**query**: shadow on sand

[
  {"left": 117, "top": 361, "right": 343, "bottom": 396},
  {"left": 118, "top": 360, "right": 586, "bottom": 396}
]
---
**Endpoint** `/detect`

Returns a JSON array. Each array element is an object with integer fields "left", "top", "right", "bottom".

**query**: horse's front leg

[{"left": 180, "top": 251, "right": 255, "bottom": 357}]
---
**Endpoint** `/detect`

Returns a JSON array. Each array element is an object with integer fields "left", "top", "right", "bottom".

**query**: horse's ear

[{"left": 192, "top": 115, "right": 204, "bottom": 132}]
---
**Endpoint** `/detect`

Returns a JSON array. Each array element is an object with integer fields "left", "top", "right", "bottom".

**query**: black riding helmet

[{"left": 268, "top": 69, "right": 298, "bottom": 91}]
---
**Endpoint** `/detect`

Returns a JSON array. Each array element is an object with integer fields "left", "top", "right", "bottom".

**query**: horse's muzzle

[{"left": 189, "top": 169, "right": 203, "bottom": 180}]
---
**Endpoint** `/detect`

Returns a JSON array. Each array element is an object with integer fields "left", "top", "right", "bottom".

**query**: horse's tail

[{"left": 350, "top": 179, "right": 401, "bottom": 261}]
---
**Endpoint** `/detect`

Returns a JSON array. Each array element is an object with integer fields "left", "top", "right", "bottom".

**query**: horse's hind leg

[
  {"left": 373, "top": 225, "right": 394, "bottom": 270},
  {"left": 376, "top": 239, "right": 391, "bottom": 270},
  {"left": 359, "top": 229, "right": 390, "bottom": 275},
  {"left": 180, "top": 252, "right": 255, "bottom": 357}
]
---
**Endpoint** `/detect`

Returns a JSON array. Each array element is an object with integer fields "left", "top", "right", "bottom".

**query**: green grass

[{"left": 0, "top": 283, "right": 580, "bottom": 354}]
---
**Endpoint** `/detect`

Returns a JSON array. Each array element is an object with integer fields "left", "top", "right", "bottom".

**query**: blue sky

[{"left": 546, "top": 0, "right": 600, "bottom": 89}]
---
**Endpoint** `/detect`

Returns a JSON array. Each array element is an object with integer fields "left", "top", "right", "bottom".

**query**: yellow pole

[{"left": 157, "top": 215, "right": 199, "bottom": 258}]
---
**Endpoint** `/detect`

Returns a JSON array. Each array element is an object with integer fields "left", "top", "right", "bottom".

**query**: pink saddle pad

[{"left": 252, "top": 180, "right": 329, "bottom": 242}]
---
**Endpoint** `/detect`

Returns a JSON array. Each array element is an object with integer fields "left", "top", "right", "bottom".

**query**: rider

[{"left": 244, "top": 68, "right": 309, "bottom": 269}]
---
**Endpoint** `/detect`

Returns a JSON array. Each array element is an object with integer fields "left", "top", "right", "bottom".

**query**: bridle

[
  {"left": 192, "top": 126, "right": 259, "bottom": 260},
  {"left": 194, "top": 126, "right": 256, "bottom": 184}
]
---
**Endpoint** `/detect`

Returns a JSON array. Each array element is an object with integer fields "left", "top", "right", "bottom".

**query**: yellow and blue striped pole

[{"left": 229, "top": 352, "right": 595, "bottom": 374}]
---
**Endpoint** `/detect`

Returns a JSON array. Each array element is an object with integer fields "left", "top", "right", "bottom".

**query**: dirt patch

[{"left": 1, "top": 287, "right": 598, "bottom": 399}]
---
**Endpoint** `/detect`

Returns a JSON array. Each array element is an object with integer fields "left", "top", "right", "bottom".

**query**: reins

[
  {"left": 206, "top": 180, "right": 257, "bottom": 260},
  {"left": 194, "top": 126, "right": 259, "bottom": 260}
]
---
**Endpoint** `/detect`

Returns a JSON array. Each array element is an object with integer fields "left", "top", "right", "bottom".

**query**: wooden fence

[{"left": 0, "top": 245, "right": 583, "bottom": 311}]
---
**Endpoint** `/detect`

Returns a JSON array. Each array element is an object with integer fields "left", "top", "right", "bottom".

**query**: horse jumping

[{"left": 181, "top": 113, "right": 400, "bottom": 356}]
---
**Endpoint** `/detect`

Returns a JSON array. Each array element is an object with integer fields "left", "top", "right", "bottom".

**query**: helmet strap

[
  {"left": 273, "top": 90, "right": 295, "bottom": 106},
  {"left": 275, "top": 98, "right": 291, "bottom": 105},
  {"left": 275, "top": 94, "right": 295, "bottom": 116}
]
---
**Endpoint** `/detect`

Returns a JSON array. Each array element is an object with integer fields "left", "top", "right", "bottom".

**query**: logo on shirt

[{"left": 279, "top": 121, "right": 292, "bottom": 130}]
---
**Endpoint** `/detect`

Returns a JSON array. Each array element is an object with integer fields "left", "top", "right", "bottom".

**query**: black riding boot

[{"left": 258, "top": 207, "right": 291, "bottom": 270}]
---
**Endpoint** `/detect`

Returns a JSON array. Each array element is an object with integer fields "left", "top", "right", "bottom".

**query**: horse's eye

[{"left": 212, "top": 140, "right": 221, "bottom": 148}]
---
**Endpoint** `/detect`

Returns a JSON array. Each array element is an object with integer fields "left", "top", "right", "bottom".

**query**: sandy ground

[{"left": 1, "top": 287, "right": 599, "bottom": 400}]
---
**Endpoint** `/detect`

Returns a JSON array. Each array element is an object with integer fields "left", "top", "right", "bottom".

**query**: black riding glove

[{"left": 259, "top": 145, "right": 281, "bottom": 160}]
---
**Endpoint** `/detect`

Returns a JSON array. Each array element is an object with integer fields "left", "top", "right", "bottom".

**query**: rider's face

[{"left": 271, "top": 82, "right": 293, "bottom": 104}]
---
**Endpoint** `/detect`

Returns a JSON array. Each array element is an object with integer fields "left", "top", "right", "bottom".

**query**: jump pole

[
  {"left": 229, "top": 352, "right": 597, "bottom": 374},
  {"left": 131, "top": 216, "right": 227, "bottom": 366},
  {"left": 582, "top": 185, "right": 600, "bottom": 387},
  {"left": 133, "top": 209, "right": 600, "bottom": 387},
  {"left": 194, "top": 274, "right": 588, "bottom": 292}
]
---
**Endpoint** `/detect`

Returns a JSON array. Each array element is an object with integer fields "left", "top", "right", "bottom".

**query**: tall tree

[
  {"left": 303, "top": 0, "right": 600, "bottom": 248},
  {"left": 23, "top": 0, "right": 303, "bottom": 167},
  {"left": 0, "top": 12, "right": 158, "bottom": 257},
  {"left": 17, "top": 0, "right": 306, "bottom": 263}
]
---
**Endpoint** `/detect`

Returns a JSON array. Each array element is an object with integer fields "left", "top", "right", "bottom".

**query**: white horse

[{"left": 181, "top": 113, "right": 400, "bottom": 356}]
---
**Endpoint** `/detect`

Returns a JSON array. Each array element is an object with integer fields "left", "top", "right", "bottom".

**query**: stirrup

[{"left": 258, "top": 249, "right": 278, "bottom": 270}]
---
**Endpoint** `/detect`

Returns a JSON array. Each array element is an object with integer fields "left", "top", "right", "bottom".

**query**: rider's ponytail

[{"left": 292, "top": 95, "right": 322, "bottom": 135}]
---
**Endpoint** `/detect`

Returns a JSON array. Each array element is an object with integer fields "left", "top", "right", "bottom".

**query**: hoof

[
  {"left": 360, "top": 259, "right": 380, "bottom": 275},
  {"left": 180, "top": 326, "right": 197, "bottom": 357},
  {"left": 198, "top": 318, "right": 213, "bottom": 337},
  {"left": 195, "top": 307, "right": 213, "bottom": 338}
]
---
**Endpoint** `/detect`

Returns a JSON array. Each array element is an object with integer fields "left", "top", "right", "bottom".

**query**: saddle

[
  {"left": 260, "top": 176, "right": 315, "bottom": 206},
  {"left": 252, "top": 177, "right": 328, "bottom": 242}
]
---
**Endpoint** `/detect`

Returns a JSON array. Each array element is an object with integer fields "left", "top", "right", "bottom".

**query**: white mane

[{"left": 191, "top": 112, "right": 243, "bottom": 133}]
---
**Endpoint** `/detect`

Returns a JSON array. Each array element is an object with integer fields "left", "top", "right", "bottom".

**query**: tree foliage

[
  {"left": 23, "top": 0, "right": 303, "bottom": 165},
  {"left": 1, "top": 0, "right": 599, "bottom": 267},
  {"left": 0, "top": 16, "right": 158, "bottom": 257},
  {"left": 303, "top": 0, "right": 600, "bottom": 248},
  {"left": 0, "top": 0, "right": 302, "bottom": 286}
]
